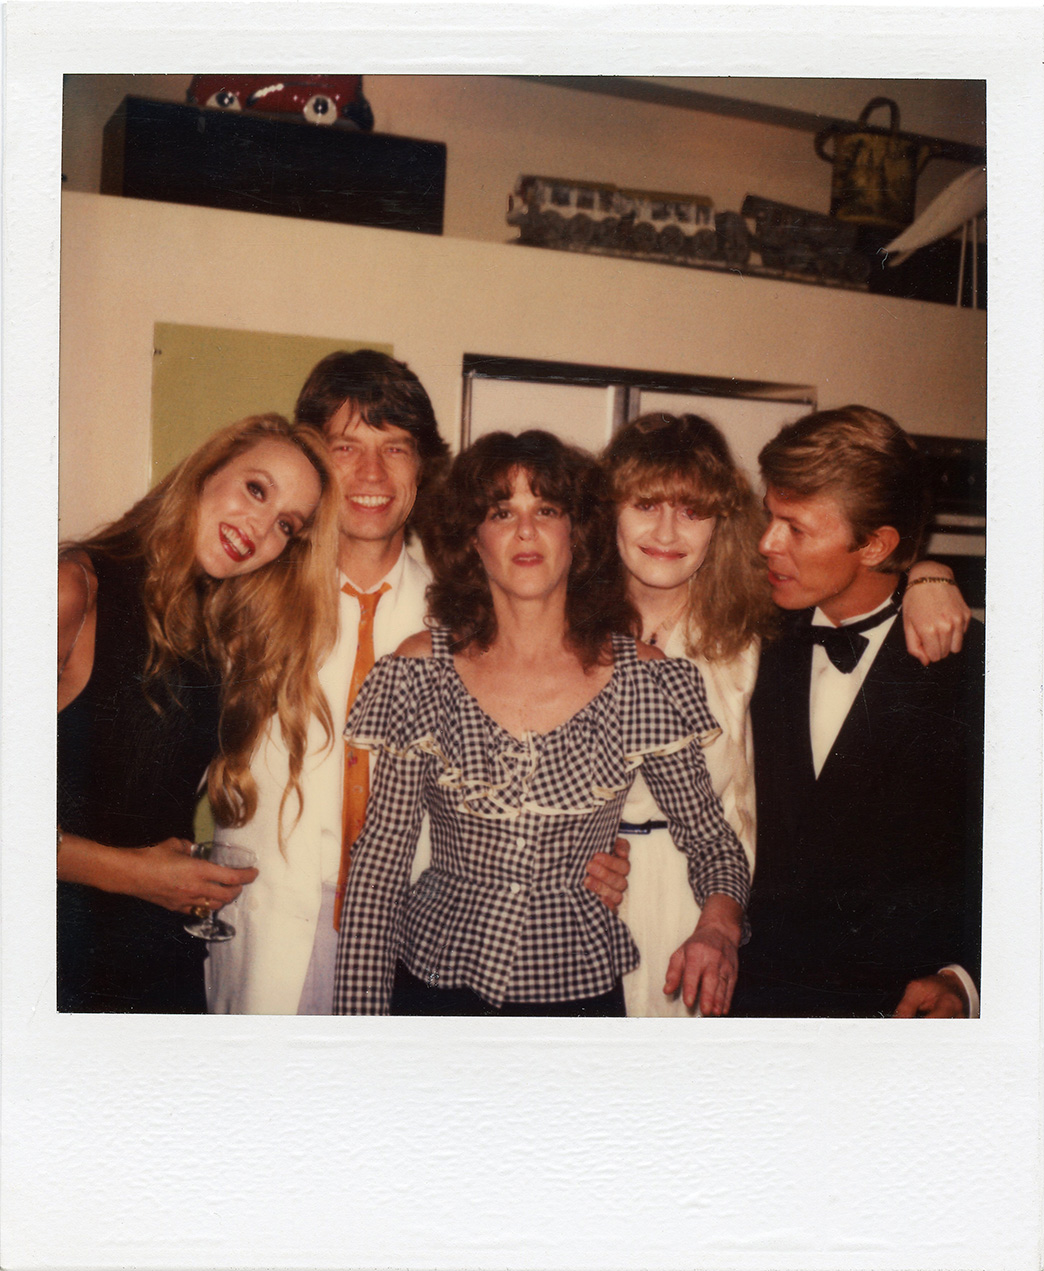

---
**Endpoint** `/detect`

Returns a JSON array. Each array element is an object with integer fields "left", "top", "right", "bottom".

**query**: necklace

[{"left": 645, "top": 602, "right": 687, "bottom": 647}]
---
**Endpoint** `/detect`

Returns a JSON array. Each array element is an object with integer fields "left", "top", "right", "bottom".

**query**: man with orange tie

[
  {"left": 207, "top": 351, "right": 448, "bottom": 1013},
  {"left": 207, "top": 351, "right": 629, "bottom": 1013}
]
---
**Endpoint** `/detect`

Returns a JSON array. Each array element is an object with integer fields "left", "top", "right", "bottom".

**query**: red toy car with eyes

[{"left": 187, "top": 75, "right": 374, "bottom": 129}]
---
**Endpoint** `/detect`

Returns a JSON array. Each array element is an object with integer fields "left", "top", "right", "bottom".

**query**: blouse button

[
  {"left": 515, "top": 836, "right": 526, "bottom": 849},
  {"left": 509, "top": 881, "right": 522, "bottom": 895}
]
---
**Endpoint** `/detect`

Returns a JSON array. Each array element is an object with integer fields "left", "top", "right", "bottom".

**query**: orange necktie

[{"left": 335, "top": 580, "right": 390, "bottom": 930}]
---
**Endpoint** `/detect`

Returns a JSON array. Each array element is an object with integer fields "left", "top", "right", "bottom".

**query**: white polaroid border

[{"left": 3, "top": 4, "right": 1042, "bottom": 1269}]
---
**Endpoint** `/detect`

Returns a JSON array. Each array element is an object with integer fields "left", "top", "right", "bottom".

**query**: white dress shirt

[{"left": 809, "top": 597, "right": 898, "bottom": 778}]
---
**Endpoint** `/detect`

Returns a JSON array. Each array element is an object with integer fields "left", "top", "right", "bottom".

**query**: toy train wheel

[
  {"left": 515, "top": 214, "right": 541, "bottom": 244},
  {"left": 631, "top": 222, "right": 657, "bottom": 254},
  {"left": 658, "top": 224, "right": 685, "bottom": 256},
  {"left": 303, "top": 95, "right": 337, "bottom": 125},
  {"left": 784, "top": 244, "right": 816, "bottom": 275},
  {"left": 593, "top": 216, "right": 619, "bottom": 248},
  {"left": 567, "top": 214, "right": 595, "bottom": 247},
  {"left": 691, "top": 229, "right": 718, "bottom": 260},
  {"left": 715, "top": 212, "right": 751, "bottom": 268},
  {"left": 844, "top": 254, "right": 872, "bottom": 285},
  {"left": 816, "top": 251, "right": 845, "bottom": 281},
  {"left": 537, "top": 209, "right": 566, "bottom": 246}
]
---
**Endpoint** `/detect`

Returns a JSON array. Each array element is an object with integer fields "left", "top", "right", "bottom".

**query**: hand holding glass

[{"left": 182, "top": 841, "right": 257, "bottom": 942}]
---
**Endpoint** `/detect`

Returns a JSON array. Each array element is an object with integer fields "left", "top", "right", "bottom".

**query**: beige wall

[
  {"left": 62, "top": 74, "right": 982, "bottom": 244},
  {"left": 59, "top": 191, "right": 985, "bottom": 540},
  {"left": 643, "top": 77, "right": 986, "bottom": 146}
]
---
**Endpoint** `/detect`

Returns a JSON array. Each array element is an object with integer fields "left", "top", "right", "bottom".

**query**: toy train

[
  {"left": 507, "top": 176, "right": 720, "bottom": 259},
  {"left": 506, "top": 176, "right": 873, "bottom": 285},
  {"left": 740, "top": 194, "right": 872, "bottom": 285}
]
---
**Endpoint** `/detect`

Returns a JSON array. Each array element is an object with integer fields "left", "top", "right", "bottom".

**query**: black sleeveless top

[{"left": 57, "top": 551, "right": 222, "bottom": 1012}]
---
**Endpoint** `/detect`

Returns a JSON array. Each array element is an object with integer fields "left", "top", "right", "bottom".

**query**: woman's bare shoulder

[
  {"left": 58, "top": 552, "right": 96, "bottom": 624},
  {"left": 394, "top": 630, "right": 434, "bottom": 659},
  {"left": 634, "top": 639, "right": 666, "bottom": 662}
]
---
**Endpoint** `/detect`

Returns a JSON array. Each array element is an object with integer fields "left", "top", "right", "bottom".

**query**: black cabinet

[{"left": 101, "top": 96, "right": 446, "bottom": 235}]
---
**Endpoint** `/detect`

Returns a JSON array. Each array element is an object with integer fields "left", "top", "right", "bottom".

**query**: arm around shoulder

[{"left": 903, "top": 561, "right": 972, "bottom": 665}]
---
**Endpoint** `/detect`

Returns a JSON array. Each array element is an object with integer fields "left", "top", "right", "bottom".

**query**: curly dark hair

[{"left": 426, "top": 431, "right": 638, "bottom": 667}]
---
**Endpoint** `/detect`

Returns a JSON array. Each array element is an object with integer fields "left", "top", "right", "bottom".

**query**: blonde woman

[
  {"left": 603, "top": 413, "right": 971, "bottom": 1017},
  {"left": 57, "top": 414, "right": 340, "bottom": 1012}
]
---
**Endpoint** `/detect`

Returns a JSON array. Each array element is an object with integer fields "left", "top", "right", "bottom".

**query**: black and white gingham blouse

[{"left": 332, "top": 629, "right": 750, "bottom": 1014}]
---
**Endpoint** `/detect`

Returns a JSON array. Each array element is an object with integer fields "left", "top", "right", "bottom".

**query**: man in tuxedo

[{"left": 731, "top": 406, "right": 984, "bottom": 1018}]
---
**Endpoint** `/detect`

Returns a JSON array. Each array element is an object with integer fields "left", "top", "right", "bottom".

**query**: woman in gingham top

[{"left": 332, "top": 430, "right": 750, "bottom": 1016}]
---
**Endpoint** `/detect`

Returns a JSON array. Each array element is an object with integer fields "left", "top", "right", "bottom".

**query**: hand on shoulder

[
  {"left": 635, "top": 639, "right": 666, "bottom": 662},
  {"left": 394, "top": 630, "right": 434, "bottom": 659}
]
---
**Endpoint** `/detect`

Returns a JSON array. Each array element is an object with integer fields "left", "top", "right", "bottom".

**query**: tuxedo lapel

[
  {"left": 753, "top": 611, "right": 817, "bottom": 813},
  {"left": 776, "top": 611, "right": 817, "bottom": 800}
]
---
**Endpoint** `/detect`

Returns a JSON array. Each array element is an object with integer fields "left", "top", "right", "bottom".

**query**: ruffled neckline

[{"left": 443, "top": 640, "right": 624, "bottom": 746}]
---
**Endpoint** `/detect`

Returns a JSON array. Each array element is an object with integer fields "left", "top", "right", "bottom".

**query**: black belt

[{"left": 618, "top": 820, "right": 669, "bottom": 835}]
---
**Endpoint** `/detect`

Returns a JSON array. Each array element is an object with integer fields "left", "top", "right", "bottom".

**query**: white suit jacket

[{"left": 206, "top": 548, "right": 431, "bottom": 1014}]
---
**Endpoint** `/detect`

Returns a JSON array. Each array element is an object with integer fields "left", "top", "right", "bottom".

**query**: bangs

[
  {"left": 482, "top": 462, "right": 573, "bottom": 513},
  {"left": 611, "top": 458, "right": 728, "bottom": 518}
]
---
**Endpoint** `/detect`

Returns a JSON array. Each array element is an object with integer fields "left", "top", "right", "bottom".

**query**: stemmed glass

[{"left": 182, "top": 841, "right": 256, "bottom": 942}]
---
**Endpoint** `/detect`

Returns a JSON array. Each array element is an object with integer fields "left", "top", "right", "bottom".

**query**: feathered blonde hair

[
  {"left": 603, "top": 412, "right": 777, "bottom": 663},
  {"left": 68, "top": 413, "right": 340, "bottom": 839}
]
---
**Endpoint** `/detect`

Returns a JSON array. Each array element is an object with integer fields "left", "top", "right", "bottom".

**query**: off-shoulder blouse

[{"left": 332, "top": 628, "right": 750, "bottom": 1014}]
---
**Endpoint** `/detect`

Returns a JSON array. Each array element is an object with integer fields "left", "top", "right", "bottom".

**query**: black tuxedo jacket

[{"left": 732, "top": 611, "right": 984, "bottom": 1018}]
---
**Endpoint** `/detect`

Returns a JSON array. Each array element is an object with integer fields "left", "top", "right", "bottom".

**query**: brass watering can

[{"left": 815, "top": 97, "right": 940, "bottom": 230}]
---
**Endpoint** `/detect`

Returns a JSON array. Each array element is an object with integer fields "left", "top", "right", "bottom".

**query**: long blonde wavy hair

[
  {"left": 67, "top": 414, "right": 340, "bottom": 838},
  {"left": 603, "top": 412, "right": 777, "bottom": 663}
]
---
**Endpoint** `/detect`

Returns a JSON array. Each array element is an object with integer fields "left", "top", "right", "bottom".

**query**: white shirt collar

[{"left": 812, "top": 592, "right": 898, "bottom": 629}]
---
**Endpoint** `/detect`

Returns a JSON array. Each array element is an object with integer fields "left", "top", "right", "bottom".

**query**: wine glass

[{"left": 182, "top": 841, "right": 256, "bottom": 942}]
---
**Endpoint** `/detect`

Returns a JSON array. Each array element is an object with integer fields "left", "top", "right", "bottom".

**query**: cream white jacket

[
  {"left": 206, "top": 548, "right": 431, "bottom": 1014},
  {"left": 619, "top": 627, "right": 759, "bottom": 1017}
]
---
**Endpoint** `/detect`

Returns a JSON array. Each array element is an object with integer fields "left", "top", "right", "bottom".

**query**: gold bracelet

[{"left": 906, "top": 576, "right": 957, "bottom": 587}]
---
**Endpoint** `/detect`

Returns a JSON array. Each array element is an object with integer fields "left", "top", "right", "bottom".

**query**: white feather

[{"left": 884, "top": 167, "right": 986, "bottom": 265}]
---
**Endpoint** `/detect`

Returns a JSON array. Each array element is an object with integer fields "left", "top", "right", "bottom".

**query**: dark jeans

[{"left": 391, "top": 962, "right": 626, "bottom": 1017}]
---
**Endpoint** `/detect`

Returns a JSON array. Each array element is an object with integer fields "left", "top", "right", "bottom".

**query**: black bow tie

[{"left": 806, "top": 599, "right": 901, "bottom": 673}]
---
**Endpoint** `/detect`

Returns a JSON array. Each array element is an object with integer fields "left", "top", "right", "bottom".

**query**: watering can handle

[
  {"left": 815, "top": 96, "right": 902, "bottom": 163},
  {"left": 813, "top": 126, "right": 835, "bottom": 164},
  {"left": 857, "top": 97, "right": 901, "bottom": 133}
]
